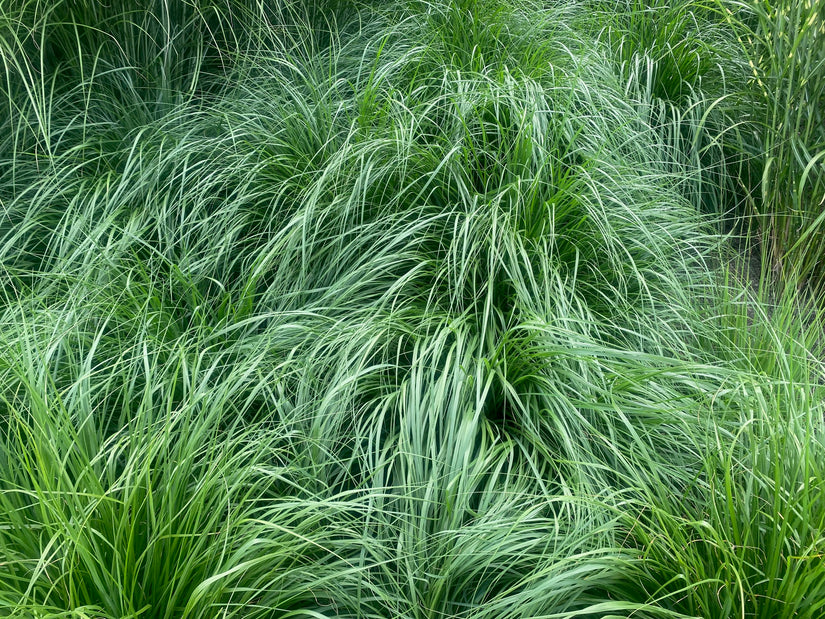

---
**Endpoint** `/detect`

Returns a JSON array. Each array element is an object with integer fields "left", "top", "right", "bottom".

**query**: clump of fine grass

[
  {"left": 583, "top": 0, "right": 755, "bottom": 223},
  {"left": 2, "top": 1, "right": 825, "bottom": 618}
]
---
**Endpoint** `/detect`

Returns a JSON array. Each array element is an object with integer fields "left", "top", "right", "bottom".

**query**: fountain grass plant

[{"left": 722, "top": 0, "right": 825, "bottom": 289}]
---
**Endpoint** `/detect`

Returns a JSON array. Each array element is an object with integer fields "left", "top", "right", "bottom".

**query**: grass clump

[
  {"left": 2, "top": 1, "right": 825, "bottom": 617},
  {"left": 728, "top": 0, "right": 825, "bottom": 289}
]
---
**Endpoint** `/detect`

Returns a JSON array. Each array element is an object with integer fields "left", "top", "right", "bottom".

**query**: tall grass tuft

[{"left": 723, "top": 0, "right": 825, "bottom": 289}]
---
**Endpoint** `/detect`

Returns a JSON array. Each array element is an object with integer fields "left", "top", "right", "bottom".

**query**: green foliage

[
  {"left": 1, "top": 1, "right": 824, "bottom": 617},
  {"left": 724, "top": 0, "right": 825, "bottom": 289}
]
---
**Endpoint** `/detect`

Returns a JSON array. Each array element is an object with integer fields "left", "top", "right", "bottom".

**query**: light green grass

[{"left": 1, "top": 1, "right": 824, "bottom": 617}]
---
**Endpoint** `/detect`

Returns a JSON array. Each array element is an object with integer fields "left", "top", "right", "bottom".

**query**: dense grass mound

[{"left": 2, "top": 1, "right": 825, "bottom": 618}]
